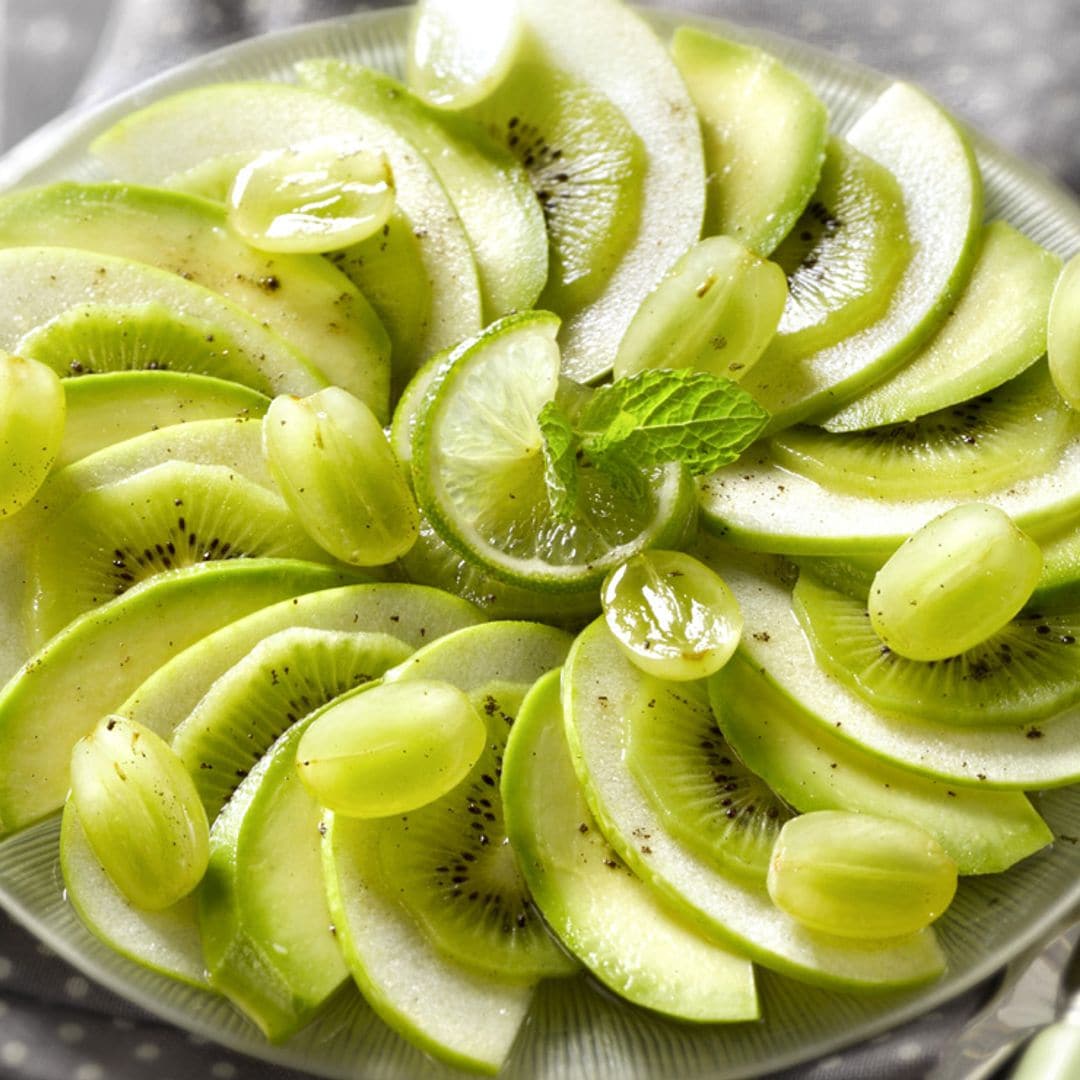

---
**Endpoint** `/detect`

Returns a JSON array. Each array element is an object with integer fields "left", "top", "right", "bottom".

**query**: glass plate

[{"left": 1, "top": 6, "right": 1080, "bottom": 1079}]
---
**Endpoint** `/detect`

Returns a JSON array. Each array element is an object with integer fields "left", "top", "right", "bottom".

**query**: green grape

[
  {"left": 262, "top": 386, "right": 420, "bottom": 566},
  {"left": 295, "top": 679, "right": 486, "bottom": 817},
  {"left": 69, "top": 715, "right": 210, "bottom": 911},
  {"left": 227, "top": 135, "right": 395, "bottom": 253},
  {"left": 767, "top": 810, "right": 958, "bottom": 939},
  {"left": 613, "top": 235, "right": 787, "bottom": 382},
  {"left": 601, "top": 549, "right": 743, "bottom": 681},
  {"left": 0, "top": 351, "right": 65, "bottom": 517},
  {"left": 869, "top": 503, "right": 1042, "bottom": 661}
]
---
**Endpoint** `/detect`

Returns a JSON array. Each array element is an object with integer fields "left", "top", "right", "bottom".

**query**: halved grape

[
  {"left": 0, "top": 351, "right": 65, "bottom": 517},
  {"left": 69, "top": 715, "right": 209, "bottom": 911},
  {"left": 227, "top": 136, "right": 395, "bottom": 253},
  {"left": 767, "top": 810, "right": 958, "bottom": 940},
  {"left": 601, "top": 549, "right": 742, "bottom": 681},
  {"left": 869, "top": 504, "right": 1042, "bottom": 661},
  {"left": 296, "top": 680, "right": 486, "bottom": 817},
  {"left": 613, "top": 236, "right": 787, "bottom": 382},
  {"left": 262, "top": 387, "right": 419, "bottom": 566}
]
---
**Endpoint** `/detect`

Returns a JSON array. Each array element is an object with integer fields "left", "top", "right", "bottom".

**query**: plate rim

[{"left": 0, "top": 5, "right": 1079, "bottom": 1079}]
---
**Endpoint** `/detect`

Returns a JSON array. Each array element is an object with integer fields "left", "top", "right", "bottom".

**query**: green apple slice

[
  {"left": 739, "top": 81, "right": 983, "bottom": 429},
  {"left": 297, "top": 61, "right": 547, "bottom": 320},
  {"left": 322, "top": 811, "right": 533, "bottom": 1075},
  {"left": 120, "top": 582, "right": 483, "bottom": 739},
  {"left": 702, "top": 545, "right": 1080, "bottom": 789},
  {"left": 562, "top": 617, "right": 947, "bottom": 988},
  {"left": 503, "top": 668, "right": 760, "bottom": 1021},
  {"left": 0, "top": 182, "right": 391, "bottom": 416},
  {"left": 60, "top": 800, "right": 207, "bottom": 988},
  {"left": 0, "top": 246, "right": 325, "bottom": 397},
  {"left": 671, "top": 27, "right": 828, "bottom": 256},
  {"left": 698, "top": 426, "right": 1080, "bottom": 556},
  {"left": 199, "top": 690, "right": 365, "bottom": 1040},
  {"left": 0, "top": 558, "right": 357, "bottom": 834},
  {"left": 58, "top": 371, "right": 269, "bottom": 469},
  {"left": 91, "top": 81, "right": 483, "bottom": 385},
  {"left": 467, "top": 0, "right": 704, "bottom": 383},
  {"left": 708, "top": 653, "right": 1052, "bottom": 875},
  {"left": 823, "top": 221, "right": 1062, "bottom": 430}
]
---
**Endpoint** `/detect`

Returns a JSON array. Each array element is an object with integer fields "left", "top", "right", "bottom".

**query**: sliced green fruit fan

[{"left": 0, "top": 0, "right": 1078, "bottom": 1078}]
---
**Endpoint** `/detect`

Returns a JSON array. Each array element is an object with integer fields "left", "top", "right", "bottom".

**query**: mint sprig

[
  {"left": 537, "top": 368, "right": 769, "bottom": 516},
  {"left": 537, "top": 401, "right": 579, "bottom": 520}
]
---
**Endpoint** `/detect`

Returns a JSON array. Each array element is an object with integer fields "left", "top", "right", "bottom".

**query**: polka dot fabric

[{"left": 0, "top": 1, "right": 1077, "bottom": 1078}]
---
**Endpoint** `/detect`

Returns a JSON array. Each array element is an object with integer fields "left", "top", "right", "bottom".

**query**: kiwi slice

[
  {"left": 17, "top": 303, "right": 275, "bottom": 389},
  {"left": 470, "top": 61, "right": 643, "bottom": 315},
  {"left": 27, "top": 460, "right": 331, "bottom": 644},
  {"left": 766, "top": 137, "right": 910, "bottom": 364},
  {"left": 767, "top": 362, "right": 1074, "bottom": 501},
  {"left": 373, "top": 679, "right": 575, "bottom": 982},
  {"left": 793, "top": 571, "right": 1080, "bottom": 726},
  {"left": 172, "top": 627, "right": 411, "bottom": 818},
  {"left": 627, "top": 679, "right": 791, "bottom": 884},
  {"left": 369, "top": 620, "right": 576, "bottom": 983},
  {"left": 58, "top": 371, "right": 269, "bottom": 469},
  {"left": 709, "top": 652, "right": 1052, "bottom": 875}
]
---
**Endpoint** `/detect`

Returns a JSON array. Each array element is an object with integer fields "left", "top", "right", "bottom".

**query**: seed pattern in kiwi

[
  {"left": 795, "top": 574, "right": 1080, "bottom": 725},
  {"left": 628, "top": 681, "right": 792, "bottom": 883},
  {"left": 376, "top": 686, "right": 574, "bottom": 980}
]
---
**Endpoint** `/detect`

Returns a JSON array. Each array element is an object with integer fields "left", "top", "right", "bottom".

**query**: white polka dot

[
  {"left": 1019, "top": 53, "right": 1055, "bottom": 86},
  {"left": 134, "top": 1042, "right": 161, "bottom": 1061},
  {"left": 75, "top": 1065, "right": 104, "bottom": 1080},
  {"left": 896, "top": 1041, "right": 924, "bottom": 1063},
  {"left": 1, "top": 1041, "right": 27, "bottom": 1066},
  {"left": 65, "top": 976, "right": 90, "bottom": 999},
  {"left": 0, "top": 956, "right": 12, "bottom": 979},
  {"left": 58, "top": 1022, "right": 85, "bottom": 1044},
  {"left": 211, "top": 1063, "right": 238, "bottom": 1079},
  {"left": 945, "top": 64, "right": 972, "bottom": 86}
]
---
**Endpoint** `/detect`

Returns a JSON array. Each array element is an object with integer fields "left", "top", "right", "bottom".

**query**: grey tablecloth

[{"left": 0, "top": 1, "right": 1078, "bottom": 1078}]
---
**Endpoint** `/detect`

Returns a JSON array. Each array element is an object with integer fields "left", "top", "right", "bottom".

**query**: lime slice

[
  {"left": 412, "top": 311, "right": 696, "bottom": 590},
  {"left": 407, "top": 0, "right": 523, "bottom": 110}
]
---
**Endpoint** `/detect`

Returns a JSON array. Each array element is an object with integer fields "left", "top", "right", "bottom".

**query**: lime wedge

[{"left": 412, "top": 311, "right": 696, "bottom": 590}]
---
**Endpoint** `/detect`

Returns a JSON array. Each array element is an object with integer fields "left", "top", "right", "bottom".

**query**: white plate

[{"left": 1, "top": 6, "right": 1080, "bottom": 1079}]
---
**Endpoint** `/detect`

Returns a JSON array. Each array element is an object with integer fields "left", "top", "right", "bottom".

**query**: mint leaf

[
  {"left": 537, "top": 401, "right": 579, "bottom": 520},
  {"left": 579, "top": 368, "right": 769, "bottom": 475}
]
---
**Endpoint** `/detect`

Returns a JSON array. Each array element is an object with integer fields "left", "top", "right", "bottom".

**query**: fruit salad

[{"left": 0, "top": 0, "right": 1078, "bottom": 1076}]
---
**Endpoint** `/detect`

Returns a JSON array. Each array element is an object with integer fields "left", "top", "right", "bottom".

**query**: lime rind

[{"left": 413, "top": 311, "right": 696, "bottom": 591}]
